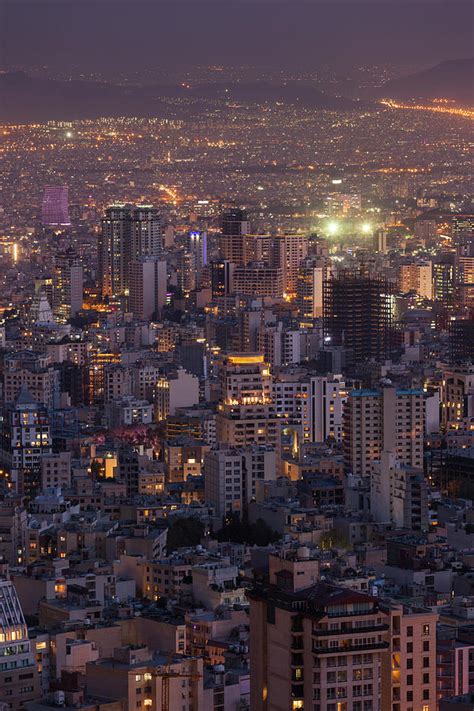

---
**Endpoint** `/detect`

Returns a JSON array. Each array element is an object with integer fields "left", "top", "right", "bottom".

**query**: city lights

[{"left": 0, "top": 9, "right": 471, "bottom": 709}]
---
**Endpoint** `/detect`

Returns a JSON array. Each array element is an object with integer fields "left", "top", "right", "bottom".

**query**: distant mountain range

[
  {"left": 0, "top": 72, "right": 357, "bottom": 123},
  {"left": 2, "top": 59, "right": 471, "bottom": 124},
  {"left": 375, "top": 58, "right": 474, "bottom": 105}
]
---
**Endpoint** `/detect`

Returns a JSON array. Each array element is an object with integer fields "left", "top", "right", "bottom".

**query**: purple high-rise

[{"left": 41, "top": 186, "right": 71, "bottom": 226}]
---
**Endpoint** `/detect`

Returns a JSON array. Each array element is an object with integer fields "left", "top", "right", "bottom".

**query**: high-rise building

[
  {"left": 155, "top": 368, "right": 200, "bottom": 421},
  {"left": 370, "top": 450, "right": 429, "bottom": 530},
  {"left": 233, "top": 264, "right": 284, "bottom": 299},
  {"left": 452, "top": 214, "right": 474, "bottom": 256},
  {"left": 373, "top": 229, "right": 389, "bottom": 253},
  {"left": 257, "top": 322, "right": 300, "bottom": 367},
  {"left": 220, "top": 208, "right": 251, "bottom": 264},
  {"left": 452, "top": 215, "right": 474, "bottom": 307},
  {"left": 343, "top": 387, "right": 425, "bottom": 475},
  {"left": 273, "top": 372, "right": 356, "bottom": 446},
  {"left": 129, "top": 257, "right": 167, "bottom": 320},
  {"left": 52, "top": 247, "right": 83, "bottom": 320},
  {"left": 456, "top": 255, "right": 474, "bottom": 308},
  {"left": 296, "top": 258, "right": 330, "bottom": 318},
  {"left": 0, "top": 386, "right": 52, "bottom": 496},
  {"left": 272, "top": 234, "right": 309, "bottom": 294},
  {"left": 211, "top": 260, "right": 234, "bottom": 299},
  {"left": 187, "top": 230, "right": 208, "bottom": 270},
  {"left": 130, "top": 205, "right": 163, "bottom": 261},
  {"left": 381, "top": 600, "right": 437, "bottom": 711},
  {"left": 433, "top": 254, "right": 456, "bottom": 310},
  {"left": 216, "top": 353, "right": 280, "bottom": 454},
  {"left": 399, "top": 261, "right": 434, "bottom": 300},
  {"left": 248, "top": 565, "right": 437, "bottom": 711},
  {"left": 0, "top": 577, "right": 41, "bottom": 709},
  {"left": 440, "top": 364, "right": 474, "bottom": 428},
  {"left": 449, "top": 317, "right": 474, "bottom": 363},
  {"left": 249, "top": 576, "right": 389, "bottom": 711},
  {"left": 221, "top": 207, "right": 249, "bottom": 237},
  {"left": 3, "top": 351, "right": 60, "bottom": 409},
  {"left": 177, "top": 251, "right": 197, "bottom": 294},
  {"left": 99, "top": 205, "right": 162, "bottom": 297},
  {"left": 204, "top": 445, "right": 276, "bottom": 520},
  {"left": 99, "top": 205, "right": 132, "bottom": 297},
  {"left": 41, "top": 185, "right": 70, "bottom": 226},
  {"left": 323, "top": 271, "right": 394, "bottom": 363}
]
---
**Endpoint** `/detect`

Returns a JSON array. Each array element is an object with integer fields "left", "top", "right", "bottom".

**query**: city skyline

[{"left": 0, "top": 2, "right": 472, "bottom": 710}]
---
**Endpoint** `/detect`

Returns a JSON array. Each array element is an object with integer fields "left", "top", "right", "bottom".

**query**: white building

[
  {"left": 105, "top": 395, "right": 154, "bottom": 428},
  {"left": 343, "top": 387, "right": 425, "bottom": 476},
  {"left": 257, "top": 322, "right": 300, "bottom": 367},
  {"left": 370, "top": 450, "right": 429, "bottom": 531},
  {"left": 273, "top": 371, "right": 355, "bottom": 444},
  {"left": 204, "top": 446, "right": 277, "bottom": 520},
  {"left": 155, "top": 368, "right": 200, "bottom": 421},
  {"left": 129, "top": 256, "right": 167, "bottom": 320}
]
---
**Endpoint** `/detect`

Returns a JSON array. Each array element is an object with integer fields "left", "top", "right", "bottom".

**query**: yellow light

[
  {"left": 227, "top": 354, "right": 264, "bottom": 365},
  {"left": 362, "top": 222, "right": 372, "bottom": 234},
  {"left": 327, "top": 221, "right": 339, "bottom": 236}
]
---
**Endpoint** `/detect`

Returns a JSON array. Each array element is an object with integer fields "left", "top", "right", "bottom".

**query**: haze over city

[{"left": 0, "top": 2, "right": 473, "bottom": 711}]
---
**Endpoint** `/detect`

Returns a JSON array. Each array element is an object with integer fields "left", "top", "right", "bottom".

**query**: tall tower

[
  {"left": 0, "top": 386, "right": 52, "bottom": 496},
  {"left": 343, "top": 386, "right": 425, "bottom": 475},
  {"left": 99, "top": 205, "right": 131, "bottom": 297},
  {"left": 99, "top": 205, "right": 162, "bottom": 298},
  {"left": 211, "top": 260, "right": 234, "bottom": 299},
  {"left": 323, "top": 270, "right": 394, "bottom": 363},
  {"left": 53, "top": 247, "right": 83, "bottom": 320},
  {"left": 130, "top": 205, "right": 163, "bottom": 261},
  {"left": 216, "top": 353, "right": 280, "bottom": 454},
  {"left": 41, "top": 185, "right": 70, "bottom": 226},
  {"left": 0, "top": 578, "right": 40, "bottom": 706},
  {"left": 272, "top": 234, "right": 308, "bottom": 295},
  {"left": 187, "top": 230, "right": 208, "bottom": 270},
  {"left": 177, "top": 251, "right": 197, "bottom": 294},
  {"left": 296, "top": 257, "right": 330, "bottom": 318},
  {"left": 220, "top": 208, "right": 250, "bottom": 264},
  {"left": 221, "top": 207, "right": 249, "bottom": 237},
  {"left": 129, "top": 257, "right": 167, "bottom": 320}
]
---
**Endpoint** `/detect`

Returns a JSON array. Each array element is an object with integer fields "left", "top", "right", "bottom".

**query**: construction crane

[{"left": 154, "top": 652, "right": 202, "bottom": 711}]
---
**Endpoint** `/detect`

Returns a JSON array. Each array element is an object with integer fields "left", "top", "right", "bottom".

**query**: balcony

[
  {"left": 312, "top": 624, "right": 389, "bottom": 637},
  {"left": 312, "top": 641, "right": 389, "bottom": 655}
]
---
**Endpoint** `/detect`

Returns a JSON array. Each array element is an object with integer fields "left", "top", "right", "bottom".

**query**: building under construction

[{"left": 323, "top": 270, "right": 394, "bottom": 364}]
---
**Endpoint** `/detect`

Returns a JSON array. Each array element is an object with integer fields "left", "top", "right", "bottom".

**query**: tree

[
  {"left": 167, "top": 516, "right": 205, "bottom": 553},
  {"left": 217, "top": 514, "right": 280, "bottom": 546},
  {"left": 319, "top": 528, "right": 349, "bottom": 550}
]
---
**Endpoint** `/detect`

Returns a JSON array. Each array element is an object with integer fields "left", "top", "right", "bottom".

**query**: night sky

[{"left": 0, "top": 0, "right": 472, "bottom": 77}]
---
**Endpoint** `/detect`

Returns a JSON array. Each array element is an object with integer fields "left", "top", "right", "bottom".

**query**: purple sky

[{"left": 0, "top": 1, "right": 472, "bottom": 76}]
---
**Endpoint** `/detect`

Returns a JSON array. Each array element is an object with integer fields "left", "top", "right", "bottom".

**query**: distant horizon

[{"left": 0, "top": 0, "right": 472, "bottom": 76}]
